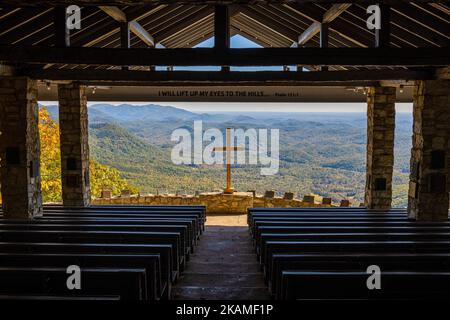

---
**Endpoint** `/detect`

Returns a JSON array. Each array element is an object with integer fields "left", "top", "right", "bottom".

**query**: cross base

[{"left": 223, "top": 187, "right": 234, "bottom": 194}]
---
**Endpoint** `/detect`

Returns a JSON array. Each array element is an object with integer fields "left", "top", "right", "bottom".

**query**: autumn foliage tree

[{"left": 39, "top": 106, "right": 138, "bottom": 203}]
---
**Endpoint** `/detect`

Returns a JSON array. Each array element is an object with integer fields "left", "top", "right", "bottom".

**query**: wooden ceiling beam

[
  {"left": 53, "top": 6, "right": 69, "bottom": 46},
  {"left": 238, "top": 6, "right": 300, "bottom": 42},
  {"left": 297, "top": 21, "right": 321, "bottom": 46},
  {"left": 375, "top": 3, "right": 391, "bottom": 48},
  {"left": 297, "top": 3, "right": 351, "bottom": 46},
  {"left": 1, "top": 45, "right": 449, "bottom": 67},
  {"left": 286, "top": 4, "right": 371, "bottom": 48},
  {"left": 0, "top": 10, "right": 54, "bottom": 44},
  {"left": 1, "top": 1, "right": 442, "bottom": 6},
  {"left": 100, "top": 6, "right": 155, "bottom": 46},
  {"left": 69, "top": 6, "right": 159, "bottom": 48},
  {"left": 401, "top": 3, "right": 450, "bottom": 34},
  {"left": 129, "top": 5, "right": 195, "bottom": 46},
  {"left": 232, "top": 13, "right": 292, "bottom": 47},
  {"left": 251, "top": 4, "right": 358, "bottom": 50},
  {"left": 159, "top": 16, "right": 213, "bottom": 47},
  {"left": 22, "top": 68, "right": 434, "bottom": 84},
  {"left": 154, "top": 6, "right": 214, "bottom": 44},
  {"left": 214, "top": 5, "right": 230, "bottom": 51},
  {"left": 0, "top": 9, "right": 53, "bottom": 43},
  {"left": 350, "top": 3, "right": 445, "bottom": 48},
  {"left": 231, "top": 22, "right": 277, "bottom": 47}
]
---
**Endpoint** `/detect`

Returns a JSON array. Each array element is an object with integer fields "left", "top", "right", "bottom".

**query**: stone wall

[
  {"left": 0, "top": 77, "right": 43, "bottom": 218},
  {"left": 253, "top": 197, "right": 331, "bottom": 208},
  {"left": 58, "top": 83, "right": 91, "bottom": 207},
  {"left": 365, "top": 86, "right": 396, "bottom": 209},
  {"left": 93, "top": 192, "right": 338, "bottom": 214},
  {"left": 408, "top": 80, "right": 450, "bottom": 221}
]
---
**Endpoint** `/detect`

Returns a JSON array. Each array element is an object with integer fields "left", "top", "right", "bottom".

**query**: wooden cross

[{"left": 213, "top": 128, "right": 243, "bottom": 194}]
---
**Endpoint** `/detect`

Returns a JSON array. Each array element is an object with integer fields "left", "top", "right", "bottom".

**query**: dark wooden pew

[
  {"left": 46, "top": 204, "right": 206, "bottom": 215},
  {"left": 250, "top": 220, "right": 450, "bottom": 236},
  {"left": 0, "top": 223, "right": 191, "bottom": 257},
  {"left": 44, "top": 204, "right": 206, "bottom": 220},
  {"left": 281, "top": 271, "right": 450, "bottom": 300},
  {"left": 247, "top": 207, "right": 450, "bottom": 300},
  {"left": 0, "top": 242, "right": 174, "bottom": 291},
  {"left": 28, "top": 217, "right": 200, "bottom": 244},
  {"left": 41, "top": 206, "right": 206, "bottom": 230},
  {"left": 253, "top": 225, "right": 450, "bottom": 249},
  {"left": 0, "top": 295, "right": 121, "bottom": 300},
  {"left": 247, "top": 208, "right": 409, "bottom": 224},
  {"left": 248, "top": 214, "right": 407, "bottom": 227},
  {"left": 39, "top": 212, "right": 204, "bottom": 234},
  {"left": 262, "top": 240, "right": 450, "bottom": 280},
  {"left": 0, "top": 207, "right": 205, "bottom": 235},
  {"left": 249, "top": 207, "right": 407, "bottom": 212},
  {"left": 0, "top": 205, "right": 203, "bottom": 300},
  {"left": 0, "top": 267, "right": 147, "bottom": 301},
  {"left": 0, "top": 252, "right": 160, "bottom": 300},
  {"left": 0, "top": 230, "right": 183, "bottom": 277},
  {"left": 270, "top": 253, "right": 450, "bottom": 299},
  {"left": 258, "top": 232, "right": 450, "bottom": 258}
]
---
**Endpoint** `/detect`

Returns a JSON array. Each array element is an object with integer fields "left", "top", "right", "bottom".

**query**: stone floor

[{"left": 172, "top": 214, "right": 270, "bottom": 300}]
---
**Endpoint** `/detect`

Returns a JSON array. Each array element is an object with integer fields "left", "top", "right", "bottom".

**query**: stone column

[
  {"left": 58, "top": 83, "right": 91, "bottom": 207},
  {"left": 365, "top": 86, "right": 396, "bottom": 210},
  {"left": 408, "top": 80, "right": 449, "bottom": 221},
  {"left": 0, "top": 77, "right": 43, "bottom": 218}
]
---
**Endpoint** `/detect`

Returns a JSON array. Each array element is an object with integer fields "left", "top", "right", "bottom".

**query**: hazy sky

[
  {"left": 143, "top": 102, "right": 413, "bottom": 113},
  {"left": 40, "top": 101, "right": 413, "bottom": 113}
]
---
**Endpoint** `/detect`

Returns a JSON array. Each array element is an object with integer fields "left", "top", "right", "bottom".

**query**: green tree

[{"left": 39, "top": 106, "right": 138, "bottom": 202}]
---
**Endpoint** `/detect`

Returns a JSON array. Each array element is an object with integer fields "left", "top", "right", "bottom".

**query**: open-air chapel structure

[{"left": 0, "top": 0, "right": 449, "bottom": 301}]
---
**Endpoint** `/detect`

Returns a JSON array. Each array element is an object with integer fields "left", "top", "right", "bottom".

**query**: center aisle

[{"left": 172, "top": 215, "right": 270, "bottom": 300}]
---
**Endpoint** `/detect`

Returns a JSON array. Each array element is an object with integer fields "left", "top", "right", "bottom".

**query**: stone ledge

[{"left": 92, "top": 191, "right": 339, "bottom": 215}]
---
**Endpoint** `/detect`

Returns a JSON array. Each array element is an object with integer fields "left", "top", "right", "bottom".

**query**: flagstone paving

[{"left": 172, "top": 214, "right": 270, "bottom": 300}]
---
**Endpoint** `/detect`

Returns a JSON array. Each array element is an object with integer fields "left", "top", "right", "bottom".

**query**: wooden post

[
  {"left": 375, "top": 4, "right": 391, "bottom": 48},
  {"left": 120, "top": 22, "right": 130, "bottom": 70},
  {"left": 54, "top": 6, "right": 70, "bottom": 47},
  {"left": 320, "top": 23, "right": 329, "bottom": 71},
  {"left": 215, "top": 5, "right": 230, "bottom": 72}
]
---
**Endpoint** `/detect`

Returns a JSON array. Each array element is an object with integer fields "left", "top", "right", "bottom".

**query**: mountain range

[{"left": 41, "top": 103, "right": 412, "bottom": 207}]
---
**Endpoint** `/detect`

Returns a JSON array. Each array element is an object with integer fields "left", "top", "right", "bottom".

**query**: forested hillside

[
  {"left": 47, "top": 103, "right": 412, "bottom": 207},
  {"left": 39, "top": 107, "right": 138, "bottom": 203}
]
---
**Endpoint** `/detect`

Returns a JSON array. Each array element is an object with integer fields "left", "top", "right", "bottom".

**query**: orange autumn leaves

[
  {"left": 39, "top": 107, "right": 138, "bottom": 203},
  {"left": 39, "top": 107, "right": 63, "bottom": 202}
]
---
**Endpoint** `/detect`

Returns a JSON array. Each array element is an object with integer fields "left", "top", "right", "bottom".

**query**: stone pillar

[
  {"left": 407, "top": 80, "right": 450, "bottom": 221},
  {"left": 58, "top": 83, "right": 91, "bottom": 207},
  {"left": 0, "top": 77, "right": 43, "bottom": 218},
  {"left": 365, "top": 86, "right": 396, "bottom": 209}
]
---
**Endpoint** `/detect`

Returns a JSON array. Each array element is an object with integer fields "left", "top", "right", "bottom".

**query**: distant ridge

[{"left": 37, "top": 102, "right": 412, "bottom": 207}]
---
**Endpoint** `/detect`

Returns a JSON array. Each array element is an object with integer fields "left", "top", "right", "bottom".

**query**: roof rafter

[
  {"left": 285, "top": 4, "right": 371, "bottom": 48},
  {"left": 99, "top": 6, "right": 155, "bottom": 46},
  {"left": 0, "top": 0, "right": 442, "bottom": 6},
  {"left": 297, "top": 4, "right": 351, "bottom": 46}
]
